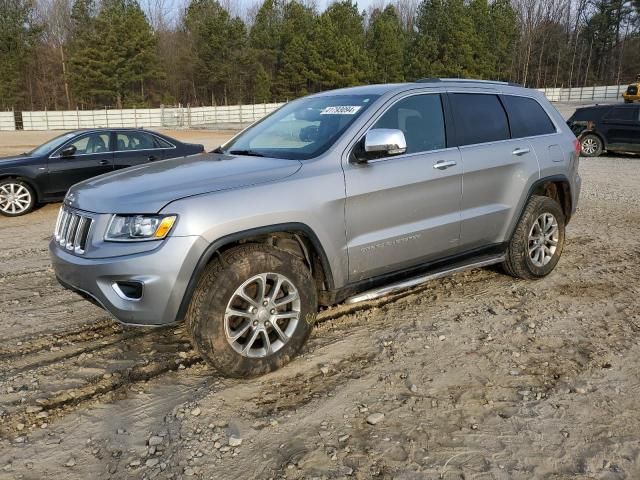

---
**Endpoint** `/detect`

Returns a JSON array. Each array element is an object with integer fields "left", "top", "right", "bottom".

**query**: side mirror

[
  {"left": 60, "top": 145, "right": 77, "bottom": 158},
  {"left": 363, "top": 129, "right": 407, "bottom": 157}
]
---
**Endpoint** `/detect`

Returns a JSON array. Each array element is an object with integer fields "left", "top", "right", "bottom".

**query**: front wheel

[
  {"left": 0, "top": 179, "right": 36, "bottom": 217},
  {"left": 186, "top": 244, "right": 317, "bottom": 377},
  {"left": 502, "top": 195, "right": 565, "bottom": 280}
]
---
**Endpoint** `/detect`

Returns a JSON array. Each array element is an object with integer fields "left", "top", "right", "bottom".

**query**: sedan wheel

[{"left": 0, "top": 180, "right": 36, "bottom": 217}]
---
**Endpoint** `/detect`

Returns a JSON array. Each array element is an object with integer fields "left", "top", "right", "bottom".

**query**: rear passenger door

[
  {"left": 448, "top": 92, "right": 539, "bottom": 251},
  {"left": 344, "top": 93, "right": 463, "bottom": 281},
  {"left": 601, "top": 106, "right": 640, "bottom": 151},
  {"left": 112, "top": 131, "right": 166, "bottom": 170}
]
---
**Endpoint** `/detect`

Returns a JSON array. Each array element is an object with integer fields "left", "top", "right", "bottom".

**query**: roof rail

[{"left": 415, "top": 78, "right": 523, "bottom": 87}]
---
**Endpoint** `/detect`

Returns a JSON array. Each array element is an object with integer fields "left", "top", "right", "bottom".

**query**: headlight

[{"left": 105, "top": 215, "right": 177, "bottom": 241}]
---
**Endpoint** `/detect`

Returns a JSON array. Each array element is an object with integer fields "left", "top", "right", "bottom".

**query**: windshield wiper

[{"left": 228, "top": 149, "right": 266, "bottom": 157}]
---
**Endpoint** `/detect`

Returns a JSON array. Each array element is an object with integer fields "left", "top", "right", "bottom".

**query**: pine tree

[
  {"left": 406, "top": 0, "right": 475, "bottom": 79},
  {"left": 68, "top": 0, "right": 159, "bottom": 107},
  {"left": 249, "top": 0, "right": 285, "bottom": 80},
  {"left": 184, "top": 0, "right": 247, "bottom": 104},
  {"left": 0, "top": 0, "right": 40, "bottom": 109},
  {"left": 366, "top": 5, "right": 405, "bottom": 83},
  {"left": 272, "top": 1, "right": 317, "bottom": 99},
  {"left": 311, "top": 1, "right": 369, "bottom": 90}
]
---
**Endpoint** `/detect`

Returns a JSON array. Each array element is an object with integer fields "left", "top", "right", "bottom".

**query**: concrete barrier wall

[
  {"left": 537, "top": 85, "right": 625, "bottom": 102},
  {"left": 0, "top": 112, "right": 15, "bottom": 131},
  {"left": 17, "top": 103, "right": 285, "bottom": 131}
]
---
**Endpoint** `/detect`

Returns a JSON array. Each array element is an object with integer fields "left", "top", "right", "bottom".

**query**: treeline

[{"left": 1, "top": 0, "right": 639, "bottom": 110}]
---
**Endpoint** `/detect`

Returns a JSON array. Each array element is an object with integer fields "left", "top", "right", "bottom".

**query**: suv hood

[{"left": 66, "top": 153, "right": 303, "bottom": 214}]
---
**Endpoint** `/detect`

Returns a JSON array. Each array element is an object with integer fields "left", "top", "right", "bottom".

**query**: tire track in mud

[
  {"left": 2, "top": 205, "right": 638, "bottom": 453},
  {"left": 0, "top": 319, "right": 118, "bottom": 360},
  {"left": 0, "top": 268, "right": 501, "bottom": 432}
]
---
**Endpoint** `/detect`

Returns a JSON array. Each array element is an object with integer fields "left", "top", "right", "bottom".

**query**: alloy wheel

[
  {"left": 224, "top": 272, "right": 301, "bottom": 358},
  {"left": 0, "top": 183, "right": 32, "bottom": 215},
  {"left": 581, "top": 137, "right": 598, "bottom": 155},
  {"left": 528, "top": 213, "right": 559, "bottom": 267}
]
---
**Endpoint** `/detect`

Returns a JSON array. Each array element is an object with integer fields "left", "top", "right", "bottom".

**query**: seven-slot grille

[{"left": 54, "top": 206, "right": 93, "bottom": 254}]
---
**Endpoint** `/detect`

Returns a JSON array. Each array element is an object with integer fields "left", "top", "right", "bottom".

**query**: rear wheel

[
  {"left": 186, "top": 244, "right": 317, "bottom": 377},
  {"left": 580, "top": 134, "right": 603, "bottom": 157},
  {"left": 0, "top": 179, "right": 36, "bottom": 217},
  {"left": 502, "top": 195, "right": 565, "bottom": 280}
]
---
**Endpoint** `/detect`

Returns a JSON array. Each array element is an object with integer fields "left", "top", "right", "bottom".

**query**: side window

[
  {"left": 449, "top": 94, "right": 510, "bottom": 146},
  {"left": 153, "top": 136, "right": 173, "bottom": 148},
  {"left": 372, "top": 94, "right": 446, "bottom": 154},
  {"left": 604, "top": 107, "right": 638, "bottom": 121},
  {"left": 65, "top": 133, "right": 110, "bottom": 155},
  {"left": 116, "top": 132, "right": 156, "bottom": 151},
  {"left": 502, "top": 95, "right": 556, "bottom": 138}
]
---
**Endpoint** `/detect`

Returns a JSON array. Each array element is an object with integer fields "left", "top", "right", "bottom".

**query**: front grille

[{"left": 54, "top": 206, "right": 93, "bottom": 254}]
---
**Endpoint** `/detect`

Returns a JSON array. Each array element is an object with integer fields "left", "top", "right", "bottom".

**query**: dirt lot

[{"left": 1, "top": 117, "right": 640, "bottom": 480}]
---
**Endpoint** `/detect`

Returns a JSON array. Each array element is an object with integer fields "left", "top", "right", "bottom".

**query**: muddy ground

[{"left": 1, "top": 115, "right": 640, "bottom": 480}]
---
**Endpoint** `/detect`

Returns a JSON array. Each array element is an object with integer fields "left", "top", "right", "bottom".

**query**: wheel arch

[
  {"left": 175, "top": 223, "right": 334, "bottom": 324},
  {"left": 507, "top": 175, "right": 573, "bottom": 241},
  {"left": 0, "top": 174, "right": 42, "bottom": 202}
]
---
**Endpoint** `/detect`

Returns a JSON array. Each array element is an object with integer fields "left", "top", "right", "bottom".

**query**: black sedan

[{"left": 0, "top": 128, "right": 204, "bottom": 216}]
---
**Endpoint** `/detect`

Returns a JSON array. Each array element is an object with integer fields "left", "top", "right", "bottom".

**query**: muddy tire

[
  {"left": 502, "top": 195, "right": 565, "bottom": 280},
  {"left": 0, "top": 179, "right": 36, "bottom": 217},
  {"left": 186, "top": 244, "right": 317, "bottom": 377},
  {"left": 580, "top": 134, "right": 603, "bottom": 157}
]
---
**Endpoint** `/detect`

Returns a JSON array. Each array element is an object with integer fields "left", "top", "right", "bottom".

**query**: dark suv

[{"left": 567, "top": 103, "right": 640, "bottom": 157}]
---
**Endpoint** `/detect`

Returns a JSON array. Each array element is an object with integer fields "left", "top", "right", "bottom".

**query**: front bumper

[{"left": 50, "top": 235, "right": 208, "bottom": 326}]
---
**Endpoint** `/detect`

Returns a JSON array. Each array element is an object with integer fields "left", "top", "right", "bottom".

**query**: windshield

[
  {"left": 221, "top": 94, "right": 380, "bottom": 160},
  {"left": 29, "top": 132, "right": 77, "bottom": 156}
]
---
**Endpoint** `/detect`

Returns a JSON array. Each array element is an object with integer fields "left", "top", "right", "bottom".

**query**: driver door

[
  {"left": 46, "top": 132, "right": 114, "bottom": 197},
  {"left": 343, "top": 93, "right": 462, "bottom": 282}
]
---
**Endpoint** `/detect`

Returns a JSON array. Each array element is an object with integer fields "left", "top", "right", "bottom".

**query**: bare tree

[
  {"left": 35, "top": 0, "right": 73, "bottom": 108},
  {"left": 391, "top": 0, "right": 418, "bottom": 32}
]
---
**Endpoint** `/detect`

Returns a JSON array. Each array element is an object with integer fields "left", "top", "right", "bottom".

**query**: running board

[{"left": 344, "top": 254, "right": 506, "bottom": 304}]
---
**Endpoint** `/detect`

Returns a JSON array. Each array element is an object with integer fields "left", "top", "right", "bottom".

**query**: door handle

[
  {"left": 512, "top": 147, "right": 531, "bottom": 156},
  {"left": 433, "top": 160, "right": 457, "bottom": 170},
  {"left": 147, "top": 155, "right": 157, "bottom": 162},
  {"left": 99, "top": 159, "right": 109, "bottom": 165}
]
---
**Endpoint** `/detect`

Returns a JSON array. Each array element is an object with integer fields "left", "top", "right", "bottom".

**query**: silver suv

[{"left": 50, "top": 79, "right": 581, "bottom": 377}]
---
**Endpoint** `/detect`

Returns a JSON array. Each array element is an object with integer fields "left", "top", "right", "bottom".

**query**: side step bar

[{"left": 344, "top": 254, "right": 506, "bottom": 304}]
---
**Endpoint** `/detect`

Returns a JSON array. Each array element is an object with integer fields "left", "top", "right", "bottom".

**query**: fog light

[{"left": 112, "top": 281, "right": 143, "bottom": 300}]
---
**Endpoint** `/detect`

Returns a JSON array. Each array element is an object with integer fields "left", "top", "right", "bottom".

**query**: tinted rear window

[
  {"left": 450, "top": 94, "right": 509, "bottom": 146},
  {"left": 570, "top": 107, "right": 606, "bottom": 122},
  {"left": 604, "top": 107, "right": 638, "bottom": 121},
  {"left": 502, "top": 95, "right": 556, "bottom": 137}
]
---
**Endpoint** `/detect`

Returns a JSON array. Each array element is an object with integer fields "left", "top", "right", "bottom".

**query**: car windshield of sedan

[
  {"left": 220, "top": 94, "right": 380, "bottom": 160},
  {"left": 29, "top": 132, "right": 77, "bottom": 156}
]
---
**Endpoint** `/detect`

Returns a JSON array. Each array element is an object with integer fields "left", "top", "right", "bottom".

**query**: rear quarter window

[
  {"left": 502, "top": 95, "right": 556, "bottom": 138},
  {"left": 449, "top": 93, "right": 510, "bottom": 146},
  {"left": 604, "top": 107, "right": 638, "bottom": 121}
]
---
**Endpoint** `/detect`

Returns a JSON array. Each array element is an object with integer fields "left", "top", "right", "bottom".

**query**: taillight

[{"left": 573, "top": 138, "right": 581, "bottom": 156}]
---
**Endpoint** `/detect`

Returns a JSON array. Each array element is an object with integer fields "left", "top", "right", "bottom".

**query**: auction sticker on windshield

[{"left": 321, "top": 106, "right": 362, "bottom": 115}]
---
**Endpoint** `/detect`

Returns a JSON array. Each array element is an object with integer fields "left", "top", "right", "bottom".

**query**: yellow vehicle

[{"left": 622, "top": 75, "right": 640, "bottom": 103}]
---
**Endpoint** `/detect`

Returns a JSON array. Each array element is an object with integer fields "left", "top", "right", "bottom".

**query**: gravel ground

[{"left": 0, "top": 108, "right": 639, "bottom": 479}]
